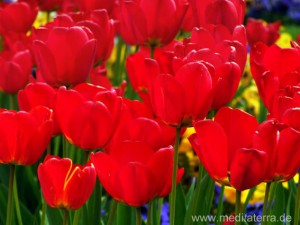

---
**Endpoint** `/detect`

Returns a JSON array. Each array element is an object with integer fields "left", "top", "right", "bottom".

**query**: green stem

[
  {"left": 150, "top": 46, "right": 155, "bottom": 59},
  {"left": 41, "top": 198, "right": 47, "bottom": 225},
  {"left": 147, "top": 200, "right": 152, "bottom": 225},
  {"left": 13, "top": 170, "right": 23, "bottom": 225},
  {"left": 294, "top": 173, "right": 300, "bottom": 225},
  {"left": 169, "top": 127, "right": 181, "bottom": 225},
  {"left": 235, "top": 190, "right": 242, "bottom": 225},
  {"left": 216, "top": 185, "right": 225, "bottom": 225},
  {"left": 72, "top": 209, "right": 80, "bottom": 225},
  {"left": 9, "top": 94, "right": 15, "bottom": 110},
  {"left": 84, "top": 151, "right": 90, "bottom": 164},
  {"left": 242, "top": 187, "right": 256, "bottom": 213},
  {"left": 63, "top": 137, "right": 67, "bottom": 158},
  {"left": 63, "top": 210, "right": 69, "bottom": 225},
  {"left": 185, "top": 163, "right": 204, "bottom": 225},
  {"left": 262, "top": 182, "right": 271, "bottom": 225},
  {"left": 107, "top": 200, "right": 118, "bottom": 225},
  {"left": 136, "top": 207, "right": 142, "bottom": 225},
  {"left": 47, "top": 143, "right": 51, "bottom": 155},
  {"left": 92, "top": 180, "right": 102, "bottom": 225},
  {"left": 6, "top": 165, "right": 15, "bottom": 225},
  {"left": 156, "top": 198, "right": 163, "bottom": 225}
]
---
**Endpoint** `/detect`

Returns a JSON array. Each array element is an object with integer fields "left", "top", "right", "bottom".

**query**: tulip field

[{"left": 1, "top": 0, "right": 300, "bottom": 225}]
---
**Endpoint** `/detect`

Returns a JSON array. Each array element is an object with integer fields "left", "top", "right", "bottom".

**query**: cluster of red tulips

[{"left": 0, "top": 0, "right": 300, "bottom": 225}]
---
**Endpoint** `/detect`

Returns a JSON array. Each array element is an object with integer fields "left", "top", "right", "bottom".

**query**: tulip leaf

[
  {"left": 269, "top": 183, "right": 286, "bottom": 225},
  {"left": 175, "top": 183, "right": 186, "bottom": 225}
]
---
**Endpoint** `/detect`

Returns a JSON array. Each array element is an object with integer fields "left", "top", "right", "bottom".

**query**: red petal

[
  {"left": 215, "top": 107, "right": 258, "bottom": 167},
  {"left": 230, "top": 148, "right": 268, "bottom": 191},
  {"left": 150, "top": 74, "right": 185, "bottom": 126},
  {"left": 116, "top": 163, "right": 155, "bottom": 206},
  {"left": 90, "top": 152, "right": 121, "bottom": 200},
  {"left": 190, "top": 120, "right": 228, "bottom": 182}
]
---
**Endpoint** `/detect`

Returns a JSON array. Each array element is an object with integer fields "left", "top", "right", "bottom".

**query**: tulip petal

[
  {"left": 150, "top": 74, "right": 185, "bottom": 126},
  {"left": 190, "top": 120, "right": 228, "bottom": 182},
  {"left": 117, "top": 162, "right": 155, "bottom": 206},
  {"left": 90, "top": 152, "right": 121, "bottom": 200},
  {"left": 214, "top": 107, "right": 258, "bottom": 167},
  {"left": 230, "top": 148, "right": 268, "bottom": 191}
]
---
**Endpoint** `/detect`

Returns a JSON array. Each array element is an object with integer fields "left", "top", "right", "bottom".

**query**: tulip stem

[
  {"left": 294, "top": 173, "right": 300, "bottom": 225},
  {"left": 63, "top": 137, "right": 67, "bottom": 158},
  {"left": 41, "top": 198, "right": 47, "bottom": 225},
  {"left": 147, "top": 200, "right": 153, "bottom": 225},
  {"left": 262, "top": 182, "right": 271, "bottom": 225},
  {"left": 6, "top": 165, "right": 15, "bottom": 225},
  {"left": 72, "top": 209, "right": 80, "bottom": 225},
  {"left": 170, "top": 126, "right": 181, "bottom": 225},
  {"left": 107, "top": 200, "right": 117, "bottom": 225},
  {"left": 63, "top": 209, "right": 69, "bottom": 225},
  {"left": 150, "top": 46, "right": 155, "bottom": 59},
  {"left": 9, "top": 94, "right": 15, "bottom": 110},
  {"left": 235, "top": 190, "right": 242, "bottom": 225},
  {"left": 216, "top": 185, "right": 225, "bottom": 225},
  {"left": 136, "top": 207, "right": 142, "bottom": 225},
  {"left": 13, "top": 171, "right": 23, "bottom": 225}
]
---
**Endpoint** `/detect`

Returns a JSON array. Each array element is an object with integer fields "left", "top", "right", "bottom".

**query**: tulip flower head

[
  {"left": 55, "top": 84, "right": 122, "bottom": 150},
  {"left": 38, "top": 156, "right": 96, "bottom": 210},
  {"left": 0, "top": 106, "right": 53, "bottom": 165},
  {"left": 115, "top": 0, "right": 188, "bottom": 47},
  {"left": 91, "top": 141, "right": 184, "bottom": 207},
  {"left": 0, "top": 49, "right": 32, "bottom": 94},
  {"left": 33, "top": 26, "right": 97, "bottom": 87},
  {"left": 189, "top": 107, "right": 268, "bottom": 191}
]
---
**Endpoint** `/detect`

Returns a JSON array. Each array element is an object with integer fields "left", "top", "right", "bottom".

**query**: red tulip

[
  {"left": 18, "top": 82, "right": 61, "bottom": 135},
  {"left": 0, "top": 49, "right": 32, "bottom": 94},
  {"left": 151, "top": 62, "right": 213, "bottom": 127},
  {"left": 189, "top": 107, "right": 268, "bottom": 191},
  {"left": 91, "top": 141, "right": 184, "bottom": 206},
  {"left": 250, "top": 43, "right": 300, "bottom": 116},
  {"left": 187, "top": 0, "right": 245, "bottom": 32},
  {"left": 33, "top": 26, "right": 96, "bottom": 87},
  {"left": 76, "top": 0, "right": 115, "bottom": 15},
  {"left": 55, "top": 83, "right": 122, "bottom": 150},
  {"left": 0, "top": 1, "right": 38, "bottom": 34},
  {"left": 253, "top": 120, "right": 300, "bottom": 182},
  {"left": 0, "top": 106, "right": 53, "bottom": 165},
  {"left": 246, "top": 18, "right": 280, "bottom": 46},
  {"left": 71, "top": 10, "right": 115, "bottom": 64},
  {"left": 38, "top": 155, "right": 96, "bottom": 210},
  {"left": 115, "top": 0, "right": 188, "bottom": 46}
]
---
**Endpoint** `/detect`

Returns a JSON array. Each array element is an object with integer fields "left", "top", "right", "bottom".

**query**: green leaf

[
  {"left": 175, "top": 184, "right": 186, "bottom": 225},
  {"left": 269, "top": 183, "right": 285, "bottom": 225}
]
